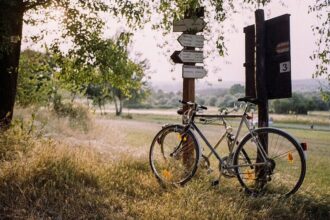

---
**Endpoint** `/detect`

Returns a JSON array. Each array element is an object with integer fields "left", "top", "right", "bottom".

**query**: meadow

[{"left": 0, "top": 107, "right": 329, "bottom": 219}]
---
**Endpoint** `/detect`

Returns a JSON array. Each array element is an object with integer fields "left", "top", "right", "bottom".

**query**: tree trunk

[
  {"left": 113, "top": 96, "right": 120, "bottom": 116},
  {"left": 0, "top": 1, "right": 24, "bottom": 130},
  {"left": 118, "top": 93, "right": 123, "bottom": 116},
  {"left": 113, "top": 88, "right": 123, "bottom": 116}
]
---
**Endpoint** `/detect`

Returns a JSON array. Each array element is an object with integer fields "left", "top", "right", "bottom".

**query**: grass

[
  {"left": 270, "top": 113, "right": 330, "bottom": 126},
  {"left": 0, "top": 109, "right": 329, "bottom": 219}
]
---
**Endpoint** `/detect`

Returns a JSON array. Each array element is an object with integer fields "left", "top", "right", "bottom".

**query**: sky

[
  {"left": 22, "top": 0, "right": 325, "bottom": 89},
  {"left": 130, "top": 0, "right": 319, "bottom": 87}
]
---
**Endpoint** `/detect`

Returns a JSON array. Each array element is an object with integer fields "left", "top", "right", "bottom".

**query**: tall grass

[
  {"left": 0, "top": 111, "right": 329, "bottom": 219},
  {"left": 1, "top": 140, "right": 328, "bottom": 219}
]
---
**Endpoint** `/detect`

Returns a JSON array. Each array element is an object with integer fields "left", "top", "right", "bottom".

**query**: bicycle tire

[
  {"left": 233, "top": 127, "right": 306, "bottom": 196},
  {"left": 149, "top": 124, "right": 200, "bottom": 185}
]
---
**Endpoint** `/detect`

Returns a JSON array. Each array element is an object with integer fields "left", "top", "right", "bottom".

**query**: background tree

[
  {"left": 1, "top": 0, "right": 328, "bottom": 129},
  {"left": 85, "top": 83, "right": 111, "bottom": 115},
  {"left": 309, "top": 0, "right": 330, "bottom": 100},
  {"left": 17, "top": 49, "right": 54, "bottom": 107},
  {"left": 229, "top": 84, "right": 245, "bottom": 95},
  {"left": 95, "top": 35, "right": 148, "bottom": 116},
  {"left": 0, "top": 0, "right": 149, "bottom": 130}
]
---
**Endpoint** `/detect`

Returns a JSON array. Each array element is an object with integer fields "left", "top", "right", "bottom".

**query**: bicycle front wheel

[
  {"left": 149, "top": 124, "right": 200, "bottom": 185},
  {"left": 233, "top": 128, "right": 306, "bottom": 196}
]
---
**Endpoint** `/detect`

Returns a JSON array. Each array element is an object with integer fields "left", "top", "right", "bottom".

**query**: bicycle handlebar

[
  {"left": 178, "top": 97, "right": 256, "bottom": 117},
  {"left": 179, "top": 100, "right": 208, "bottom": 110}
]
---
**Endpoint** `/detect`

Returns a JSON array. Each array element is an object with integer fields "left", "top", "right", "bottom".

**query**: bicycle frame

[{"left": 184, "top": 109, "right": 269, "bottom": 170}]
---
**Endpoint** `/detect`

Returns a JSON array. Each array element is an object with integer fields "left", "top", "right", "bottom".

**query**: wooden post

[
  {"left": 181, "top": 9, "right": 203, "bottom": 166},
  {"left": 255, "top": 9, "right": 268, "bottom": 180},
  {"left": 171, "top": 7, "right": 205, "bottom": 167},
  {"left": 182, "top": 50, "right": 195, "bottom": 122},
  {"left": 182, "top": 18, "right": 196, "bottom": 167},
  {"left": 255, "top": 9, "right": 268, "bottom": 129},
  {"left": 181, "top": 11, "right": 197, "bottom": 119}
]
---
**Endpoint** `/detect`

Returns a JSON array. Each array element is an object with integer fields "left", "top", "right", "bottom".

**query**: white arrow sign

[
  {"left": 178, "top": 34, "right": 204, "bottom": 48},
  {"left": 182, "top": 65, "right": 207, "bottom": 79},
  {"left": 178, "top": 50, "right": 203, "bottom": 63},
  {"left": 173, "top": 18, "right": 206, "bottom": 32}
]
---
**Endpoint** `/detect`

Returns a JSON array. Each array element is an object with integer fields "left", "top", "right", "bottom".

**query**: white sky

[
  {"left": 22, "top": 0, "right": 324, "bottom": 87},
  {"left": 130, "top": 0, "right": 319, "bottom": 85}
]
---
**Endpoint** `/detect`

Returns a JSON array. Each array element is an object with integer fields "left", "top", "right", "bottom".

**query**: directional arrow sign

[
  {"left": 171, "top": 50, "right": 203, "bottom": 64},
  {"left": 178, "top": 34, "right": 204, "bottom": 48},
  {"left": 173, "top": 18, "right": 206, "bottom": 32},
  {"left": 182, "top": 65, "right": 207, "bottom": 79}
]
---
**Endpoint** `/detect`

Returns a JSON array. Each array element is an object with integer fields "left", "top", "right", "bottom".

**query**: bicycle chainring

[{"left": 219, "top": 156, "right": 236, "bottom": 178}]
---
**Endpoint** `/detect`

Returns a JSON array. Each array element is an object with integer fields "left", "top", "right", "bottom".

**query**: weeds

[
  {"left": 1, "top": 135, "right": 328, "bottom": 219},
  {"left": 0, "top": 119, "right": 34, "bottom": 162},
  {"left": 0, "top": 112, "right": 329, "bottom": 219}
]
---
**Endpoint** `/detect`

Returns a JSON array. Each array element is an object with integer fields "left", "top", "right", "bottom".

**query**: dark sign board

[
  {"left": 244, "top": 25, "right": 256, "bottom": 98},
  {"left": 265, "top": 14, "right": 291, "bottom": 99},
  {"left": 244, "top": 14, "right": 292, "bottom": 99}
]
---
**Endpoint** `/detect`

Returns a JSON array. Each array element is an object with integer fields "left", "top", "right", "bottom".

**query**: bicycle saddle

[{"left": 237, "top": 97, "right": 259, "bottom": 105}]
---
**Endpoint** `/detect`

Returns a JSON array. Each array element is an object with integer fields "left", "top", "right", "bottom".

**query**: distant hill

[
  {"left": 151, "top": 79, "right": 328, "bottom": 94},
  {"left": 150, "top": 80, "right": 241, "bottom": 92},
  {"left": 292, "top": 79, "right": 328, "bottom": 92}
]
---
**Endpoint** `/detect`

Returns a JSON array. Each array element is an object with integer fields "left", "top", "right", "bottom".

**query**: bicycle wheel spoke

[
  {"left": 234, "top": 128, "right": 306, "bottom": 196},
  {"left": 150, "top": 125, "right": 200, "bottom": 185},
  {"left": 271, "top": 149, "right": 297, "bottom": 160}
]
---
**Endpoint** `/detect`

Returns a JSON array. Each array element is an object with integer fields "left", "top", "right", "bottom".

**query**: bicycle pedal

[{"left": 211, "top": 180, "right": 219, "bottom": 186}]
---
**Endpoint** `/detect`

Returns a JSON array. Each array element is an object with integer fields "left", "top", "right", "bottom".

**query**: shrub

[{"left": 52, "top": 94, "right": 90, "bottom": 132}]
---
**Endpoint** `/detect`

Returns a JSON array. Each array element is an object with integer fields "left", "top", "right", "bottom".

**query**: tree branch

[{"left": 23, "top": 0, "right": 52, "bottom": 12}]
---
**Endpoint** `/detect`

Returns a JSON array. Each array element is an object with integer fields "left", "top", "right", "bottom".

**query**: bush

[
  {"left": 53, "top": 94, "right": 90, "bottom": 132},
  {"left": 271, "top": 92, "right": 330, "bottom": 114},
  {"left": 17, "top": 50, "right": 54, "bottom": 107}
]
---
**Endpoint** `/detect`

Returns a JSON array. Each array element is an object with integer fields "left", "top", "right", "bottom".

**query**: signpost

[
  {"left": 171, "top": 50, "right": 204, "bottom": 64},
  {"left": 244, "top": 13, "right": 292, "bottom": 101},
  {"left": 171, "top": 7, "right": 206, "bottom": 165},
  {"left": 182, "top": 65, "right": 207, "bottom": 78},
  {"left": 244, "top": 10, "right": 292, "bottom": 170},
  {"left": 177, "top": 34, "right": 204, "bottom": 48},
  {"left": 173, "top": 18, "right": 206, "bottom": 32},
  {"left": 171, "top": 8, "right": 206, "bottom": 114}
]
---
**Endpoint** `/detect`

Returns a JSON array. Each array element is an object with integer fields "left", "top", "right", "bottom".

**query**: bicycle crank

[{"left": 219, "top": 156, "right": 236, "bottom": 178}]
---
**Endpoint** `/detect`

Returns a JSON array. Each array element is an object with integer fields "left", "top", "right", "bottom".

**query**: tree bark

[
  {"left": 113, "top": 88, "right": 123, "bottom": 116},
  {"left": 118, "top": 93, "right": 123, "bottom": 116},
  {"left": 0, "top": 1, "right": 24, "bottom": 130},
  {"left": 113, "top": 95, "right": 119, "bottom": 116}
]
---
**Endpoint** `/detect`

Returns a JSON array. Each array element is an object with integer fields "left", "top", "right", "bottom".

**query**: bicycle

[{"left": 149, "top": 97, "right": 306, "bottom": 196}]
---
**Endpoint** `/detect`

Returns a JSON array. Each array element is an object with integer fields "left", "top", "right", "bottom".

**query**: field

[{"left": 0, "top": 108, "right": 329, "bottom": 219}]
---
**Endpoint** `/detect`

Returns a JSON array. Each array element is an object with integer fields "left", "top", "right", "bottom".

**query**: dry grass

[
  {"left": 0, "top": 108, "right": 329, "bottom": 219},
  {"left": 271, "top": 113, "right": 330, "bottom": 126},
  {"left": 1, "top": 136, "right": 328, "bottom": 219}
]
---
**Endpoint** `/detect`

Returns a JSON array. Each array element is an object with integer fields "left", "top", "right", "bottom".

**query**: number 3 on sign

[{"left": 280, "top": 61, "right": 291, "bottom": 73}]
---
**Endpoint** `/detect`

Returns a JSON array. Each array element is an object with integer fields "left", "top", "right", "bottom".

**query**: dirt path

[{"left": 50, "top": 117, "right": 161, "bottom": 160}]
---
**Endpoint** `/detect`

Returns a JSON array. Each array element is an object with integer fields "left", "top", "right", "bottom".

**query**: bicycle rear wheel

[
  {"left": 233, "top": 128, "right": 306, "bottom": 196},
  {"left": 149, "top": 125, "right": 200, "bottom": 185}
]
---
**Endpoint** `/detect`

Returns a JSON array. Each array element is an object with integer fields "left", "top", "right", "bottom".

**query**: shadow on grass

[
  {"left": 0, "top": 146, "right": 328, "bottom": 219},
  {"left": 0, "top": 154, "right": 110, "bottom": 219},
  {"left": 103, "top": 159, "right": 330, "bottom": 220}
]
